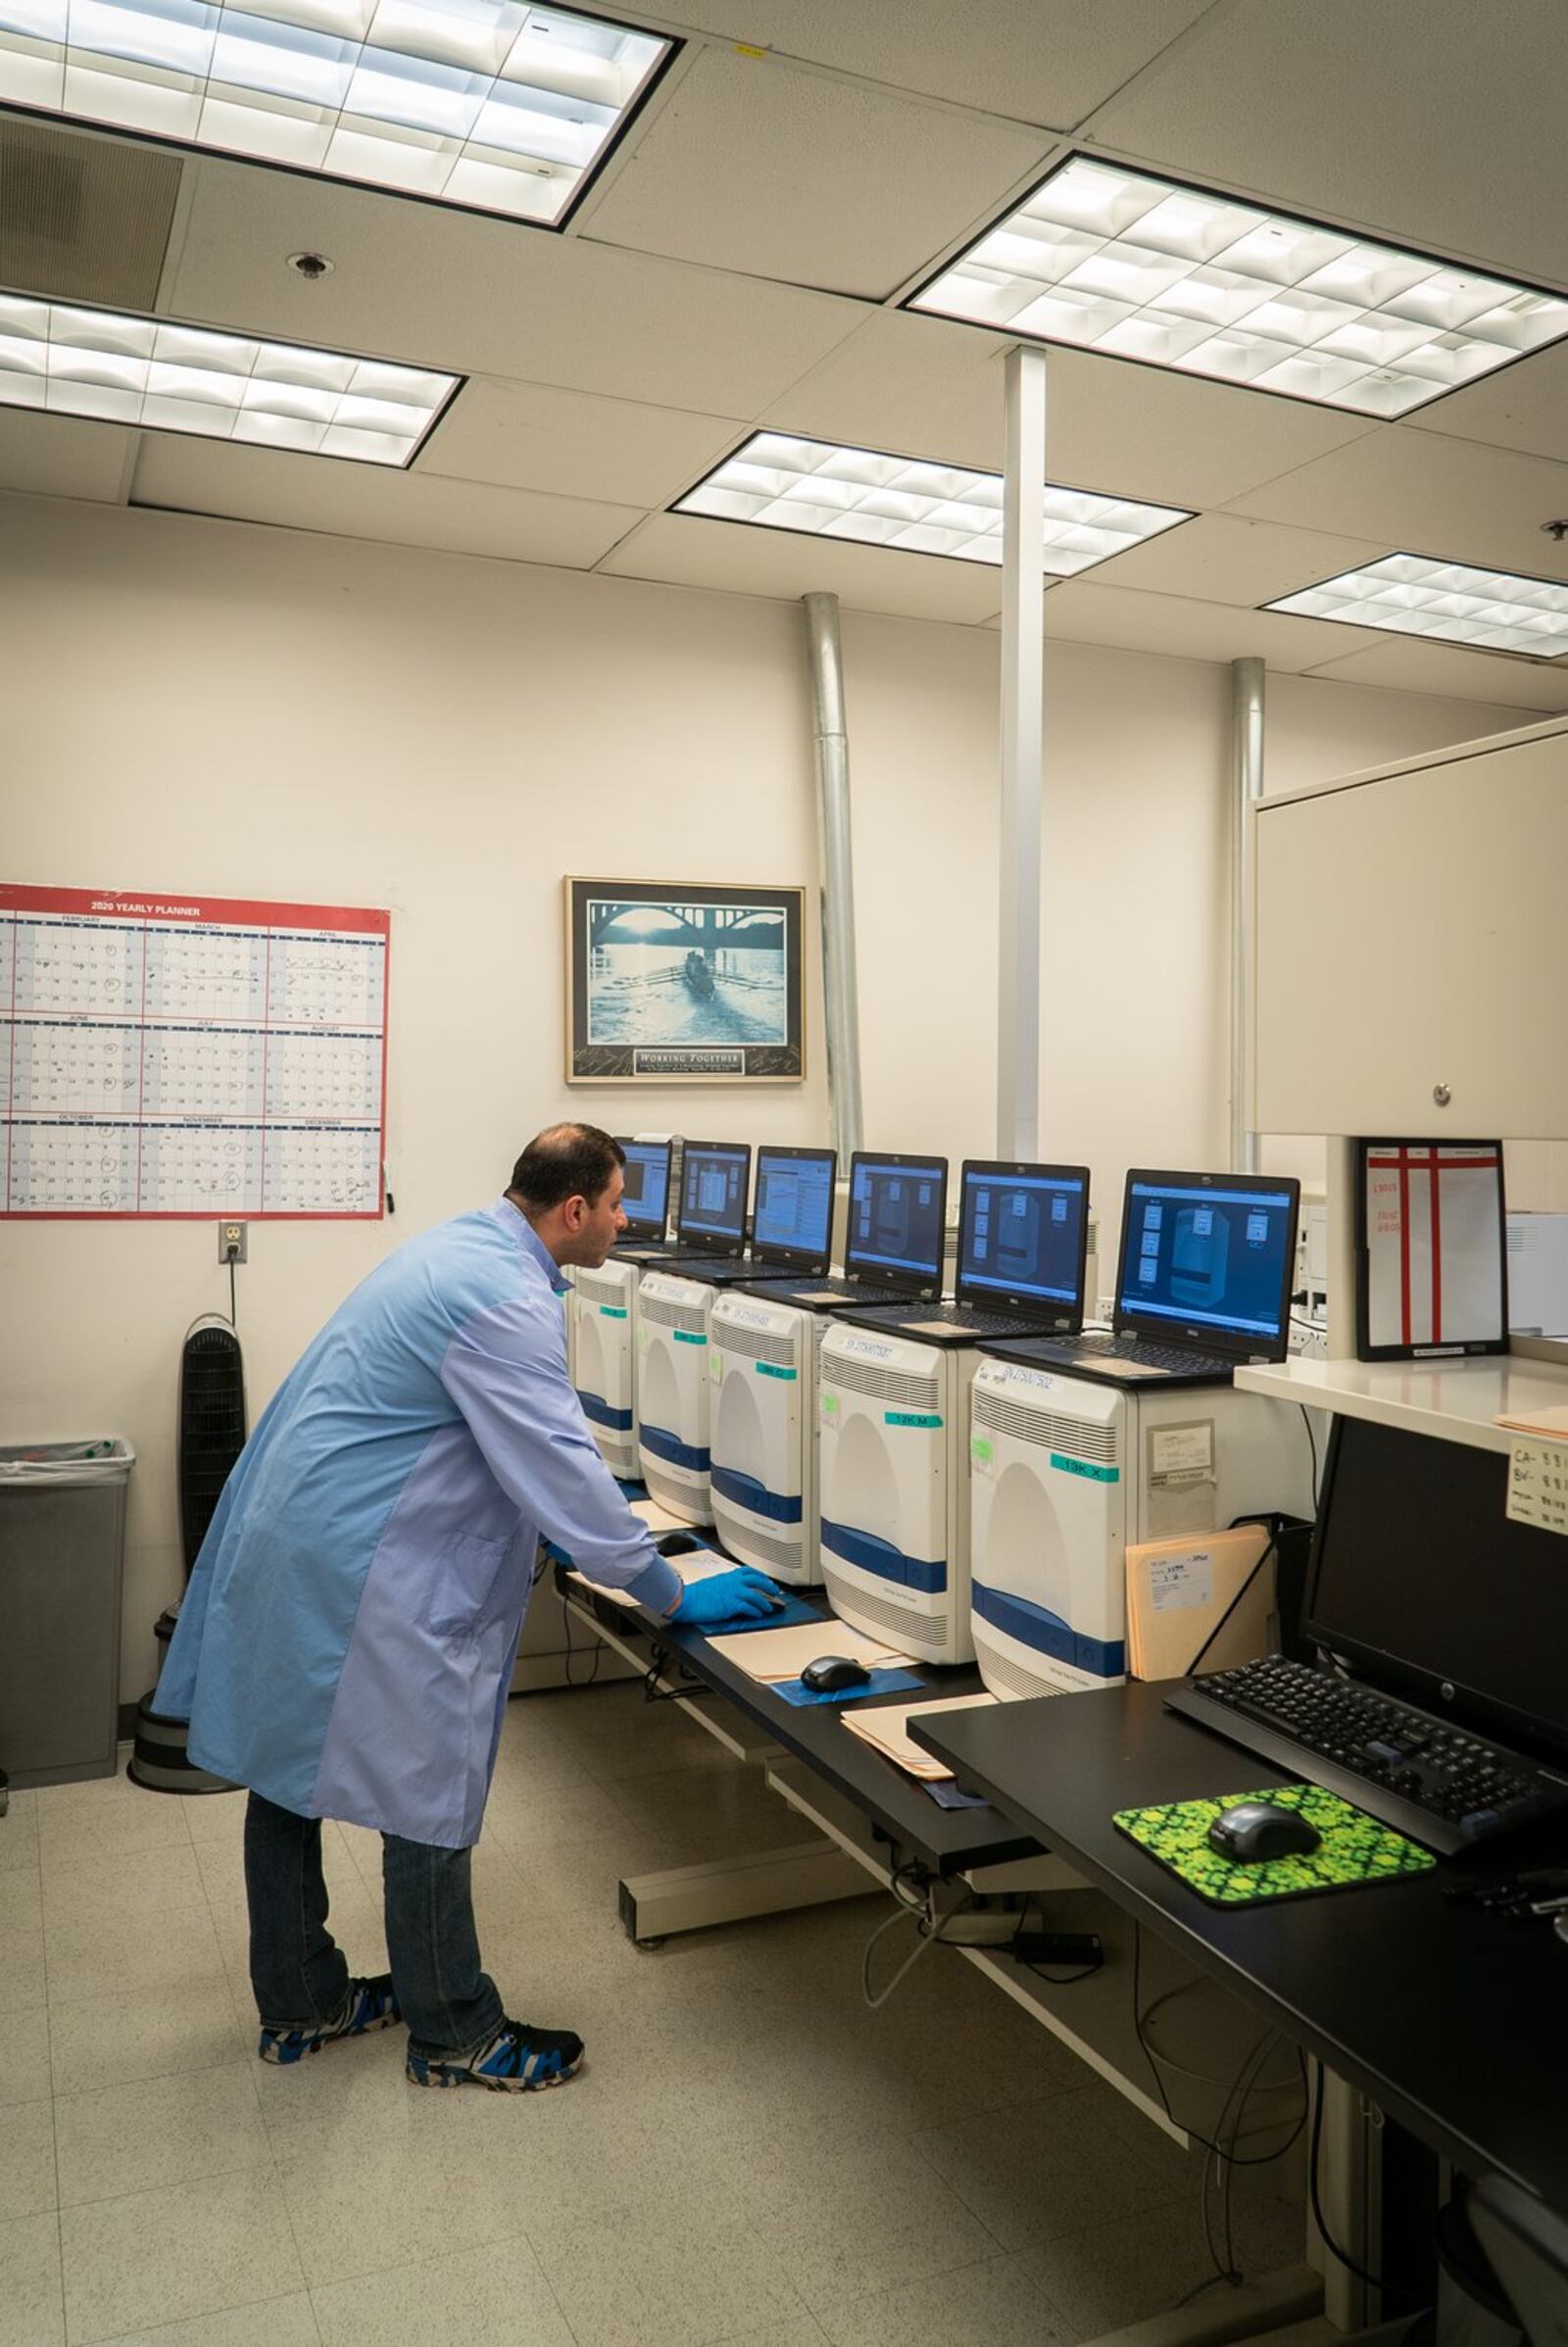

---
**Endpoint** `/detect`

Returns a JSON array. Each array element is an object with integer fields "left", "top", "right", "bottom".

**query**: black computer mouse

[
  {"left": 654, "top": 1531, "right": 705, "bottom": 1557},
  {"left": 801, "top": 1654, "right": 871, "bottom": 1693},
  {"left": 1207, "top": 1800, "right": 1322, "bottom": 1864}
]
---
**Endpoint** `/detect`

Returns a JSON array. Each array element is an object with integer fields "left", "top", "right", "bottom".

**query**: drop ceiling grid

[{"left": 0, "top": 0, "right": 1556, "bottom": 686}]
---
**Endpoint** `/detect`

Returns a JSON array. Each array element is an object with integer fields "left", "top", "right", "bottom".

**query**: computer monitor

[
  {"left": 1302, "top": 1414, "right": 1568, "bottom": 1763},
  {"left": 1116, "top": 1169, "right": 1300, "bottom": 1361},
  {"left": 614, "top": 1138, "right": 670, "bottom": 1240},
  {"left": 674, "top": 1140, "right": 751, "bottom": 1254},
  {"left": 956, "top": 1160, "right": 1090, "bottom": 1322},
  {"left": 752, "top": 1146, "right": 836, "bottom": 1272},
  {"left": 844, "top": 1151, "right": 948, "bottom": 1296}
]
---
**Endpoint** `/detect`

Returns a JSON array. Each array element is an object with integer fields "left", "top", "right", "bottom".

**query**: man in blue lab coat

[{"left": 157, "top": 1123, "right": 780, "bottom": 2093}]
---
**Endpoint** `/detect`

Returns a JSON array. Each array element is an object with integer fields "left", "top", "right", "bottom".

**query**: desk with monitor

[{"left": 911, "top": 1405, "right": 1568, "bottom": 2327}]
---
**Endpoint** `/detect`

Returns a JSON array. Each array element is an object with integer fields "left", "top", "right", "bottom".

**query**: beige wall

[{"left": 0, "top": 491, "right": 1539, "bottom": 1693}]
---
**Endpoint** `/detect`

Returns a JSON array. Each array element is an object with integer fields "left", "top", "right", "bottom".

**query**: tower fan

[{"left": 128, "top": 1316, "right": 247, "bottom": 1793}]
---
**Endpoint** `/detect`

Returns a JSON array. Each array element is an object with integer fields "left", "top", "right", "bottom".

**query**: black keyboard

[
  {"left": 1071, "top": 1332, "right": 1233, "bottom": 1373},
  {"left": 1167, "top": 1655, "right": 1568, "bottom": 1856},
  {"left": 754, "top": 1276, "right": 910, "bottom": 1302},
  {"left": 661, "top": 1255, "right": 752, "bottom": 1280}
]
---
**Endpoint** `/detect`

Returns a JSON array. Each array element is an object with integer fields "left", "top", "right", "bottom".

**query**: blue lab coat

[{"left": 156, "top": 1198, "right": 681, "bottom": 1846}]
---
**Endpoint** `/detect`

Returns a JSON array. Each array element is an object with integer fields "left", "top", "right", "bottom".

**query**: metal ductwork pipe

[
  {"left": 1229, "top": 656, "right": 1265, "bottom": 1175},
  {"left": 802, "top": 592, "right": 864, "bottom": 1162}
]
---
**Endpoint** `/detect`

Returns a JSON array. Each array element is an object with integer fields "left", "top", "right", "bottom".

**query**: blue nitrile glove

[{"left": 671, "top": 1566, "right": 785, "bottom": 1626}]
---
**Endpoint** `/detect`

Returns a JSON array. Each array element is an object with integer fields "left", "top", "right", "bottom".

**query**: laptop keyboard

[{"left": 1069, "top": 1332, "right": 1233, "bottom": 1373}]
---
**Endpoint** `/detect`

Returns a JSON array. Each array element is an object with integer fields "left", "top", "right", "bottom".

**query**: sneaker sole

[
  {"left": 259, "top": 2012, "right": 402, "bottom": 2065},
  {"left": 406, "top": 2053, "right": 584, "bottom": 2092}
]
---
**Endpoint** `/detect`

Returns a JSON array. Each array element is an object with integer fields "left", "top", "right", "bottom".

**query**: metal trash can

[{"left": 0, "top": 1439, "right": 135, "bottom": 1788}]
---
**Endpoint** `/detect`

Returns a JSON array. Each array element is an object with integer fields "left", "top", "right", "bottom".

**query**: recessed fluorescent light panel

[
  {"left": 0, "top": 290, "right": 458, "bottom": 464},
  {"left": 0, "top": 2, "right": 672, "bottom": 225},
  {"left": 674, "top": 431, "right": 1191, "bottom": 574},
  {"left": 1266, "top": 554, "right": 1568, "bottom": 659},
  {"left": 909, "top": 156, "right": 1568, "bottom": 418}
]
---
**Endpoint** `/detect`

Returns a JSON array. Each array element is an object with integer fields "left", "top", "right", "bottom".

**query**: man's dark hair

[{"left": 509, "top": 1123, "right": 624, "bottom": 1215}]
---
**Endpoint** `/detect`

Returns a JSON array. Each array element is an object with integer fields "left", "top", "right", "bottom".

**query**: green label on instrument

[
  {"left": 1050, "top": 1452, "right": 1118, "bottom": 1483},
  {"left": 756, "top": 1362, "right": 798, "bottom": 1380},
  {"left": 598, "top": 1305, "right": 628, "bottom": 1319},
  {"left": 820, "top": 1393, "right": 839, "bottom": 1415},
  {"left": 673, "top": 1330, "right": 707, "bottom": 1345},
  {"left": 970, "top": 1438, "right": 995, "bottom": 1463},
  {"left": 886, "top": 1410, "right": 942, "bottom": 1429}
]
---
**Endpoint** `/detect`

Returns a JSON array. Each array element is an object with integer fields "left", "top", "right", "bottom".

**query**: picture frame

[
  {"left": 564, "top": 877, "right": 806, "bottom": 1084},
  {"left": 1353, "top": 1137, "right": 1509, "bottom": 1360}
]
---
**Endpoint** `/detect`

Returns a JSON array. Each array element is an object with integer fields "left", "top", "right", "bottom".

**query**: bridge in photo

[{"left": 588, "top": 901, "right": 785, "bottom": 953}]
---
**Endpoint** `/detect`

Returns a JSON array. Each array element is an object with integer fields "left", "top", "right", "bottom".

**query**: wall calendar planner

[{"left": 1, "top": 884, "right": 389, "bottom": 1219}]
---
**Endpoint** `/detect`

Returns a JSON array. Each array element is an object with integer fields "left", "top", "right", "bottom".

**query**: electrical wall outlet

[{"left": 219, "top": 1221, "right": 248, "bottom": 1264}]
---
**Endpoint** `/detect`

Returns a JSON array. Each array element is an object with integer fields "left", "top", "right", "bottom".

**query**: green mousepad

[{"left": 1113, "top": 1782, "right": 1437, "bottom": 1907}]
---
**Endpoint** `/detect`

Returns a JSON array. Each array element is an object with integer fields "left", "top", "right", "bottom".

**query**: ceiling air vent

[{"left": 0, "top": 122, "right": 181, "bottom": 310}]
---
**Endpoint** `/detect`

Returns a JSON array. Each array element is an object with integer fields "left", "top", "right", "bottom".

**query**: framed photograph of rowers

[
  {"left": 564, "top": 877, "right": 806, "bottom": 1083},
  {"left": 1353, "top": 1138, "right": 1508, "bottom": 1360}
]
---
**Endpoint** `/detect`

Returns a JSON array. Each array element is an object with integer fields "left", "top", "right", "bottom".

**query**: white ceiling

[{"left": 2, "top": 0, "right": 1565, "bottom": 711}]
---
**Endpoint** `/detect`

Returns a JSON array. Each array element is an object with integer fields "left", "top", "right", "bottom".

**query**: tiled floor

[{"left": 0, "top": 1683, "right": 1306, "bottom": 2347}]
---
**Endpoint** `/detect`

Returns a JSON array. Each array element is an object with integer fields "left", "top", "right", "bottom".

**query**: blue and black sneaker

[
  {"left": 258, "top": 1975, "right": 402, "bottom": 2066},
  {"left": 406, "top": 2016, "right": 584, "bottom": 2093}
]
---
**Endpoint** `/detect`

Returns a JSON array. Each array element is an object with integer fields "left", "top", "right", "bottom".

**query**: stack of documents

[
  {"left": 1124, "top": 1522, "right": 1274, "bottom": 1683},
  {"left": 841, "top": 1692, "right": 999, "bottom": 1783},
  {"left": 1494, "top": 1403, "right": 1568, "bottom": 1441},
  {"left": 705, "top": 1621, "right": 911, "bottom": 1685}
]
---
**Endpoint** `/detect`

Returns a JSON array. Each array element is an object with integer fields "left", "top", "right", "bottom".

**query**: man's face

[{"left": 563, "top": 1166, "right": 626, "bottom": 1268}]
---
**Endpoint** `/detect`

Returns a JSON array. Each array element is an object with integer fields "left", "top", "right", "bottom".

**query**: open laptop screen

[
  {"left": 675, "top": 1141, "right": 751, "bottom": 1250},
  {"left": 956, "top": 1161, "right": 1090, "bottom": 1315},
  {"left": 844, "top": 1153, "right": 948, "bottom": 1290},
  {"left": 753, "top": 1147, "right": 836, "bottom": 1270},
  {"left": 1117, "top": 1171, "right": 1299, "bottom": 1354},
  {"left": 615, "top": 1139, "right": 670, "bottom": 1239}
]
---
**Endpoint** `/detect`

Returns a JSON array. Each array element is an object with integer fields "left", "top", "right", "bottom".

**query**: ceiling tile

[
  {"left": 760, "top": 310, "right": 1012, "bottom": 470},
  {"left": 0, "top": 411, "right": 132, "bottom": 503},
  {"left": 168, "top": 155, "right": 864, "bottom": 416},
  {"left": 656, "top": 1, "right": 1215, "bottom": 126},
  {"left": 1087, "top": 0, "right": 1568, "bottom": 288},
  {"left": 579, "top": 47, "right": 1054, "bottom": 297},
  {"left": 598, "top": 510, "right": 1006, "bottom": 622},
  {"left": 130, "top": 440, "right": 644, "bottom": 567},
  {"left": 1030, "top": 578, "right": 1358, "bottom": 670},
  {"left": 1086, "top": 513, "right": 1391, "bottom": 604},
  {"left": 1227, "top": 428, "right": 1568, "bottom": 580},
  {"left": 421, "top": 380, "right": 746, "bottom": 506},
  {"left": 1405, "top": 343, "right": 1568, "bottom": 466},
  {"left": 1301, "top": 639, "right": 1568, "bottom": 712}
]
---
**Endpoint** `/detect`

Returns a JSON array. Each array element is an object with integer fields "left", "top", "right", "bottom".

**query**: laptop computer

[
  {"left": 662, "top": 1144, "right": 837, "bottom": 1287},
  {"left": 743, "top": 1149, "right": 948, "bottom": 1312},
  {"left": 845, "top": 1159, "right": 1091, "bottom": 1347},
  {"left": 641, "top": 1139, "right": 753, "bottom": 1280},
  {"left": 981, "top": 1167, "right": 1300, "bottom": 1388},
  {"left": 609, "top": 1137, "right": 676, "bottom": 1262}
]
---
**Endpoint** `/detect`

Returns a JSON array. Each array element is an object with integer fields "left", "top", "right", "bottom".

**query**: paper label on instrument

[
  {"left": 1150, "top": 1420, "right": 1215, "bottom": 1490},
  {"left": 1506, "top": 1441, "right": 1568, "bottom": 1539},
  {"left": 1149, "top": 1551, "right": 1213, "bottom": 1612}
]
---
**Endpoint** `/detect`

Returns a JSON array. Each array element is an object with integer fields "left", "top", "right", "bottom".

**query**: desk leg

[{"left": 1309, "top": 2067, "right": 1436, "bottom": 2331}]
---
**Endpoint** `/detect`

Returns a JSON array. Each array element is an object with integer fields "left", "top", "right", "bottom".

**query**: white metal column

[
  {"left": 998, "top": 346, "right": 1047, "bottom": 1160},
  {"left": 1230, "top": 655, "right": 1265, "bottom": 1175},
  {"left": 802, "top": 591, "right": 864, "bottom": 1163}
]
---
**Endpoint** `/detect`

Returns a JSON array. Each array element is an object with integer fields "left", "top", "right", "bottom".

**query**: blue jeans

[{"left": 244, "top": 1791, "right": 505, "bottom": 2059}]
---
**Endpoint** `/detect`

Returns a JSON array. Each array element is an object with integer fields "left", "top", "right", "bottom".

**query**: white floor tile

[
  {"left": 48, "top": 1980, "right": 249, "bottom": 2097},
  {"left": 36, "top": 1778, "right": 191, "bottom": 1868},
  {"left": 275, "top": 2135, "right": 570, "bottom": 2291},
  {"left": 812, "top": 2253, "right": 1072, "bottom": 2347},
  {"left": 0, "top": 2208, "right": 65, "bottom": 2347},
  {"left": 94, "top": 2297, "right": 319, "bottom": 2347},
  {"left": 55, "top": 2062, "right": 270, "bottom": 2210},
  {"left": 913, "top": 2081, "right": 1191, "bottom": 2252},
  {"left": 310, "top": 2233, "right": 574, "bottom": 2346},
  {"left": 0, "top": 2099, "right": 57, "bottom": 2218},
  {"left": 528, "top": 2204, "right": 809, "bottom": 2347},
  {"left": 747, "top": 2129, "right": 1000, "bottom": 2317},
  {"left": 0, "top": 1791, "right": 41, "bottom": 1875},
  {"left": 40, "top": 1848, "right": 207, "bottom": 1933},
  {"left": 43, "top": 1907, "right": 228, "bottom": 2010},
  {"left": 1018, "top": 2182, "right": 1308, "bottom": 2337},
  {"left": 0, "top": 2008, "right": 53, "bottom": 2108},
  {"left": 179, "top": 1792, "right": 249, "bottom": 1846},
  {"left": 59, "top": 2165, "right": 303, "bottom": 2346}
]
